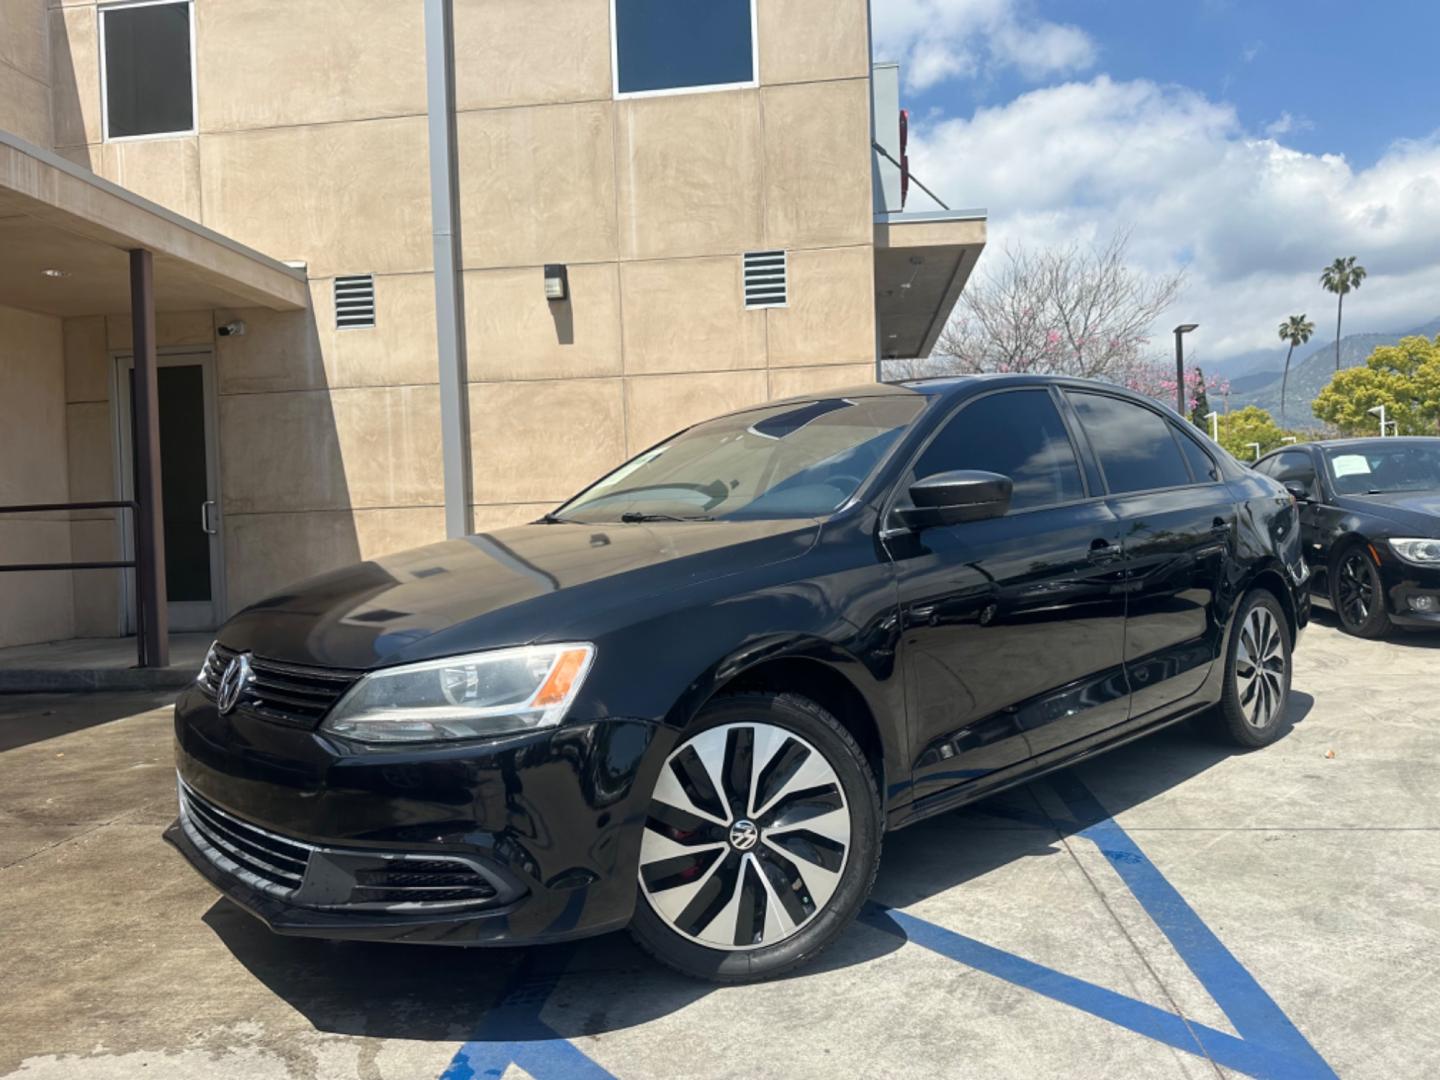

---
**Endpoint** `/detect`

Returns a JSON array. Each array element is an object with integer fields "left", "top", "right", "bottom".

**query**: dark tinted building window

[
  {"left": 102, "top": 1, "right": 194, "bottom": 139},
  {"left": 1176, "top": 430, "right": 1220, "bottom": 482},
  {"left": 1069, "top": 392, "right": 1191, "bottom": 494},
  {"left": 614, "top": 0, "right": 755, "bottom": 95},
  {"left": 913, "top": 390, "right": 1085, "bottom": 511}
]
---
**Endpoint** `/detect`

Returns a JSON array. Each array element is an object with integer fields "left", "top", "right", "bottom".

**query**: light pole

[
  {"left": 1367, "top": 404, "right": 1387, "bottom": 437},
  {"left": 1246, "top": 442, "right": 1262, "bottom": 461},
  {"left": 1174, "top": 323, "right": 1199, "bottom": 418},
  {"left": 1204, "top": 410, "right": 1219, "bottom": 442}
]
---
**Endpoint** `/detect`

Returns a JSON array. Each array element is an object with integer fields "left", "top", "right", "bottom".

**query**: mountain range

[{"left": 1225, "top": 316, "right": 1440, "bottom": 428}]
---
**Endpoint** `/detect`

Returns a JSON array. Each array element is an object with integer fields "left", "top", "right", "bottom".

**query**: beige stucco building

[{"left": 0, "top": 0, "right": 985, "bottom": 653}]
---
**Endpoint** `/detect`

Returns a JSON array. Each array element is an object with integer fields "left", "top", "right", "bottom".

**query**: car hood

[
  {"left": 1333, "top": 490, "right": 1440, "bottom": 533},
  {"left": 218, "top": 519, "right": 820, "bottom": 669}
]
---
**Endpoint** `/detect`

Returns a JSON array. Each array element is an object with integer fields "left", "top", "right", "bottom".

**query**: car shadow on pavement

[
  {"left": 205, "top": 693, "right": 1316, "bottom": 1047},
  {"left": 1307, "top": 606, "right": 1440, "bottom": 647}
]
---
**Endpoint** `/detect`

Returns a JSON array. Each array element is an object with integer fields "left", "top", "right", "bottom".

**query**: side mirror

[
  {"left": 897, "top": 470, "right": 1013, "bottom": 530},
  {"left": 1283, "top": 480, "right": 1311, "bottom": 503}
]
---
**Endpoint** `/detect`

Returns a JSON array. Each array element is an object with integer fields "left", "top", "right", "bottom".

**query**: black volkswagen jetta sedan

[
  {"left": 168, "top": 375, "right": 1308, "bottom": 982},
  {"left": 1255, "top": 436, "right": 1440, "bottom": 637}
]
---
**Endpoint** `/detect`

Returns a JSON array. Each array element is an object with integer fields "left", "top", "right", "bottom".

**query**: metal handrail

[{"left": 0, "top": 500, "right": 146, "bottom": 667}]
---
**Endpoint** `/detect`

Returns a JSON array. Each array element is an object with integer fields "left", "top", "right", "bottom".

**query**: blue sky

[{"left": 872, "top": 1, "right": 1440, "bottom": 373}]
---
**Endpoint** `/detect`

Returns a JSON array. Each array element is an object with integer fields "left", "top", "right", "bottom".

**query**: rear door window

[{"left": 1068, "top": 392, "right": 1192, "bottom": 494}]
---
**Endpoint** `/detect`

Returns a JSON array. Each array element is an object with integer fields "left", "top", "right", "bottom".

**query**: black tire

[
  {"left": 1211, "top": 589, "right": 1293, "bottom": 749},
  {"left": 629, "top": 692, "right": 882, "bottom": 983},
  {"left": 1329, "top": 543, "right": 1391, "bottom": 639}
]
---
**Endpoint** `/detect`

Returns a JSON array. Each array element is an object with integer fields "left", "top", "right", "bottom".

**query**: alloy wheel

[
  {"left": 638, "top": 722, "right": 851, "bottom": 951},
  {"left": 1234, "top": 605, "right": 1287, "bottom": 729},
  {"left": 1336, "top": 551, "right": 1377, "bottom": 629}
]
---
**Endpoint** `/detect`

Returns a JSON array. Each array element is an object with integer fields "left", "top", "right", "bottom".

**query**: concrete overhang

[
  {"left": 874, "top": 208, "right": 987, "bottom": 361},
  {"left": 0, "top": 130, "right": 307, "bottom": 318}
]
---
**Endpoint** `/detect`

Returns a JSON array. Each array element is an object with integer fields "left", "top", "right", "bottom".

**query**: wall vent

[
  {"left": 743, "top": 251, "right": 788, "bottom": 309},
  {"left": 334, "top": 274, "right": 376, "bottom": 329}
]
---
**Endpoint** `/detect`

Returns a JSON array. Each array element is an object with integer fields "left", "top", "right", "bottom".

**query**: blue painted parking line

[
  {"left": 437, "top": 772, "right": 1334, "bottom": 1080},
  {"left": 867, "top": 772, "right": 1335, "bottom": 1080},
  {"left": 438, "top": 946, "right": 615, "bottom": 1080}
]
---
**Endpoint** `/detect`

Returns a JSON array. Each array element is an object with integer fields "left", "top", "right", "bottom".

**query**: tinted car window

[
  {"left": 1270, "top": 451, "right": 1319, "bottom": 498},
  {"left": 1176, "top": 430, "right": 1220, "bottom": 482},
  {"left": 1069, "top": 392, "right": 1192, "bottom": 494},
  {"left": 911, "top": 390, "right": 1085, "bottom": 511}
]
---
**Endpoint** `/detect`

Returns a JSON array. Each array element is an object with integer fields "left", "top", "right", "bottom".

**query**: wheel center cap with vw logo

[
  {"left": 216, "top": 653, "right": 254, "bottom": 715},
  {"left": 728, "top": 819, "right": 760, "bottom": 851}
]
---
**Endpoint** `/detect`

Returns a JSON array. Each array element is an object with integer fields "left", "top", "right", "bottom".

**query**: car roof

[
  {"left": 1314, "top": 436, "right": 1440, "bottom": 448},
  {"left": 765, "top": 373, "right": 1149, "bottom": 410}
]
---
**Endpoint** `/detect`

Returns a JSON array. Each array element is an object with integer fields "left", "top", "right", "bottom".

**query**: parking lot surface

[{"left": 2, "top": 616, "right": 1437, "bottom": 1079}]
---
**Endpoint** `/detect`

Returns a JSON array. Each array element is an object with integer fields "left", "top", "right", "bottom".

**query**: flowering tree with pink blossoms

[
  {"left": 1121, "top": 362, "right": 1231, "bottom": 419},
  {"left": 886, "top": 232, "right": 1184, "bottom": 385}
]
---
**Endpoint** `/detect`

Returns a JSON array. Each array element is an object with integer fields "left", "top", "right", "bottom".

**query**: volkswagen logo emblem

[
  {"left": 728, "top": 819, "right": 760, "bottom": 851},
  {"left": 216, "top": 653, "right": 254, "bottom": 716}
]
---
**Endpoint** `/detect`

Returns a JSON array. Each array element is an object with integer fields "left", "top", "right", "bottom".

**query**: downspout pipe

[{"left": 424, "top": 0, "right": 473, "bottom": 538}]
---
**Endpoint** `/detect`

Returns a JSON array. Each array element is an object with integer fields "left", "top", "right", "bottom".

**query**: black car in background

[
  {"left": 167, "top": 376, "right": 1308, "bottom": 982},
  {"left": 1255, "top": 437, "right": 1440, "bottom": 638}
]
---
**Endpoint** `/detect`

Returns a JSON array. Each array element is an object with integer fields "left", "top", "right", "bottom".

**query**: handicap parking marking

[
  {"left": 439, "top": 944, "right": 616, "bottom": 1080},
  {"left": 437, "top": 771, "right": 1335, "bottom": 1080}
]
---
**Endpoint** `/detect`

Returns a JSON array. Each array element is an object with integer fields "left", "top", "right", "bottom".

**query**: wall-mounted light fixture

[{"left": 543, "top": 264, "right": 569, "bottom": 302}]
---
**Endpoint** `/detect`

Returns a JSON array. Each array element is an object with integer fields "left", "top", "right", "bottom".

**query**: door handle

[
  {"left": 1087, "top": 538, "right": 1122, "bottom": 564},
  {"left": 201, "top": 500, "right": 218, "bottom": 535}
]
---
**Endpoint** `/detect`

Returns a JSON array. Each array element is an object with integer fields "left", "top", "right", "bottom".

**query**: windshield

[
  {"left": 1323, "top": 442, "right": 1440, "bottom": 495},
  {"left": 555, "top": 395, "right": 925, "bottom": 523}
]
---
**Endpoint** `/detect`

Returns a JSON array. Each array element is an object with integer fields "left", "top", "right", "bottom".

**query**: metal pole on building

[
  {"left": 1174, "top": 323, "right": 1198, "bottom": 418},
  {"left": 129, "top": 248, "right": 168, "bottom": 668},
  {"left": 424, "top": 0, "right": 473, "bottom": 539}
]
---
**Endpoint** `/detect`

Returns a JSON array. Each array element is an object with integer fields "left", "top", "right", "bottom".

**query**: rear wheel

[
  {"left": 629, "top": 692, "right": 881, "bottom": 983},
  {"left": 1211, "top": 589, "right": 1292, "bottom": 748},
  {"left": 1330, "top": 544, "right": 1390, "bottom": 638}
]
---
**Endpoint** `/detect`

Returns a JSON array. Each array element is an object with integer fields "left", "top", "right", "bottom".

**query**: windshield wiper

[
  {"left": 618, "top": 511, "right": 714, "bottom": 523},
  {"left": 538, "top": 512, "right": 579, "bottom": 524}
]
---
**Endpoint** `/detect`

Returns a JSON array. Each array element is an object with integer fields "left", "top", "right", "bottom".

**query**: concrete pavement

[{"left": 2, "top": 617, "right": 1437, "bottom": 1078}]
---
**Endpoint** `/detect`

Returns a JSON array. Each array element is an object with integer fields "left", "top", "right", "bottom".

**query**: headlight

[
  {"left": 322, "top": 643, "right": 595, "bottom": 744},
  {"left": 197, "top": 641, "right": 218, "bottom": 688},
  {"left": 1389, "top": 538, "right": 1440, "bottom": 565}
]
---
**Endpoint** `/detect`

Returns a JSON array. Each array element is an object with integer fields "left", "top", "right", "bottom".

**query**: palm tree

[
  {"left": 1277, "top": 314, "right": 1315, "bottom": 424},
  {"left": 1319, "top": 256, "right": 1367, "bottom": 371}
]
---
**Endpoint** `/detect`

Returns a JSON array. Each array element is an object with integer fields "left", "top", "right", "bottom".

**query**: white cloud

[
  {"left": 1264, "top": 111, "right": 1314, "bottom": 137},
  {"left": 908, "top": 76, "right": 1440, "bottom": 368},
  {"left": 871, "top": 0, "right": 1097, "bottom": 92}
]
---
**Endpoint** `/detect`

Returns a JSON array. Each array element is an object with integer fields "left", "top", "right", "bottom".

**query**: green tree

[
  {"left": 1312, "top": 334, "right": 1440, "bottom": 435},
  {"left": 1212, "top": 406, "right": 1292, "bottom": 461},
  {"left": 1319, "top": 256, "right": 1367, "bottom": 371},
  {"left": 1277, "top": 314, "right": 1315, "bottom": 425}
]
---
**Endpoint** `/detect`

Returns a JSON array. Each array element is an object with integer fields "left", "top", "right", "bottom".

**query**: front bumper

[
  {"left": 1383, "top": 562, "right": 1440, "bottom": 629},
  {"left": 167, "top": 685, "right": 668, "bottom": 945}
]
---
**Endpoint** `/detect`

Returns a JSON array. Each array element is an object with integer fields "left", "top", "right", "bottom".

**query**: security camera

[{"left": 217, "top": 320, "right": 246, "bottom": 337}]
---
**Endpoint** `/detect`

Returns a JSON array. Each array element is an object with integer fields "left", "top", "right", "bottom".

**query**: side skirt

[{"left": 891, "top": 696, "right": 1219, "bottom": 831}]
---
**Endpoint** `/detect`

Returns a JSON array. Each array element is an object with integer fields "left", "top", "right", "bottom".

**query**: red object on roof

[{"left": 900, "top": 108, "right": 910, "bottom": 210}]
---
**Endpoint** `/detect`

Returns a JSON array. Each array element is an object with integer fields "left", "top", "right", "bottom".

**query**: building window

[
  {"left": 100, "top": 0, "right": 196, "bottom": 140},
  {"left": 611, "top": 0, "right": 757, "bottom": 98}
]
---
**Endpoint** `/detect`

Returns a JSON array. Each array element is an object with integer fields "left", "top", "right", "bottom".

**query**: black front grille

[
  {"left": 179, "top": 780, "right": 313, "bottom": 896},
  {"left": 200, "top": 643, "right": 360, "bottom": 728},
  {"left": 349, "top": 858, "right": 499, "bottom": 909}
]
